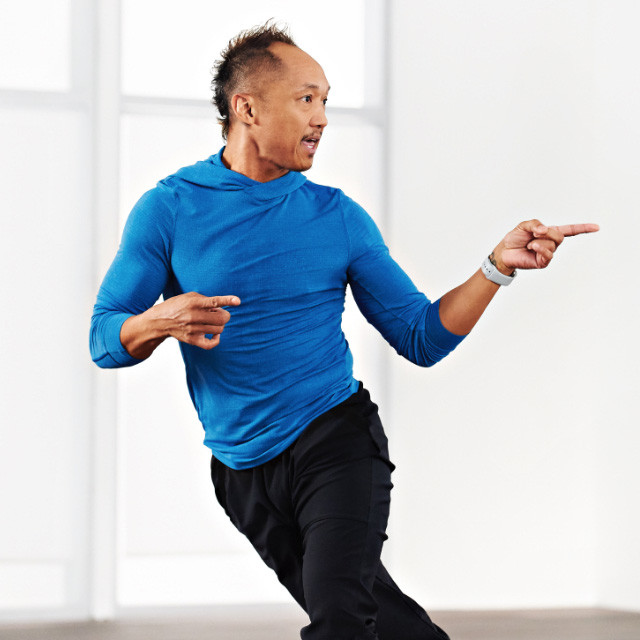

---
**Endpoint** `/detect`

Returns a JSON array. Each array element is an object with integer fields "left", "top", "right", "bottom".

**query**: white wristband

[{"left": 481, "top": 255, "right": 517, "bottom": 286}]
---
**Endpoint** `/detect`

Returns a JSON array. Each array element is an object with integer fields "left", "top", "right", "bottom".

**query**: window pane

[
  {"left": 120, "top": 112, "right": 222, "bottom": 225},
  {"left": 122, "top": 0, "right": 366, "bottom": 107},
  {"left": 0, "top": 0, "right": 71, "bottom": 91},
  {"left": 0, "top": 107, "right": 91, "bottom": 609}
]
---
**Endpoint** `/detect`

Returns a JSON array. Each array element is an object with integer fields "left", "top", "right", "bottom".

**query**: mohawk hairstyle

[{"left": 211, "top": 21, "right": 296, "bottom": 140}]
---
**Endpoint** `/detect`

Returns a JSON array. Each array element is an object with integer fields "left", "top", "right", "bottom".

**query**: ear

[{"left": 230, "top": 93, "right": 256, "bottom": 126}]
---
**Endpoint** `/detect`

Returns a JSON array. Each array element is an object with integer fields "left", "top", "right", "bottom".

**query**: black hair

[{"left": 211, "top": 21, "right": 296, "bottom": 140}]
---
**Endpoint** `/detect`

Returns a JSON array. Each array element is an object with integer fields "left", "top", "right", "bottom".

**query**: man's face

[{"left": 251, "top": 43, "right": 329, "bottom": 174}]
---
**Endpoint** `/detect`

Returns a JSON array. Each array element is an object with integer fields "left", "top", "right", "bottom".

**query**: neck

[{"left": 222, "top": 135, "right": 288, "bottom": 183}]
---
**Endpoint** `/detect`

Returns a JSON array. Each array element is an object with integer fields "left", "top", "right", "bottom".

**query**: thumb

[
  {"left": 516, "top": 219, "right": 547, "bottom": 236},
  {"left": 209, "top": 295, "right": 241, "bottom": 308}
]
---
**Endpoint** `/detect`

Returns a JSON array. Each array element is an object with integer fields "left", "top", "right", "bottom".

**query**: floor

[{"left": 2, "top": 606, "right": 640, "bottom": 640}]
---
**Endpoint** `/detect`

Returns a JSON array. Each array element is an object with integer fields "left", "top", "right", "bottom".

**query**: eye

[
  {"left": 302, "top": 95, "right": 312, "bottom": 103},
  {"left": 322, "top": 98, "right": 328, "bottom": 106}
]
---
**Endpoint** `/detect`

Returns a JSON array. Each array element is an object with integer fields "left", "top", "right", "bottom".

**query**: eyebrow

[{"left": 297, "top": 83, "right": 331, "bottom": 92}]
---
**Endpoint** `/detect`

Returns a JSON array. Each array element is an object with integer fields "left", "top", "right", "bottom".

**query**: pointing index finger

[
  {"left": 210, "top": 295, "right": 241, "bottom": 308},
  {"left": 552, "top": 223, "right": 600, "bottom": 237}
]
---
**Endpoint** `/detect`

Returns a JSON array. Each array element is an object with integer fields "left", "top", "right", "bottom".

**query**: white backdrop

[
  {"left": 0, "top": 0, "right": 638, "bottom": 623},
  {"left": 387, "top": 0, "right": 639, "bottom": 612}
]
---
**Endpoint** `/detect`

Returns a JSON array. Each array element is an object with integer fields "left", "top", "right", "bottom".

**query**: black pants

[{"left": 210, "top": 384, "right": 449, "bottom": 640}]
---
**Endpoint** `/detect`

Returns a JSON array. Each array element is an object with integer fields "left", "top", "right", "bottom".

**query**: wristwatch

[{"left": 481, "top": 254, "right": 517, "bottom": 286}]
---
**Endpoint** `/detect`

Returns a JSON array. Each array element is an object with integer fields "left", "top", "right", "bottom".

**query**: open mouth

[{"left": 301, "top": 136, "right": 320, "bottom": 154}]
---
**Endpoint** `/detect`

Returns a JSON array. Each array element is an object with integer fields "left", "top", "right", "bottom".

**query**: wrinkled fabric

[{"left": 90, "top": 148, "right": 465, "bottom": 469}]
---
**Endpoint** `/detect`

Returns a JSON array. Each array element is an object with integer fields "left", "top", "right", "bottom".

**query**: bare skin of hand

[
  {"left": 492, "top": 219, "right": 601, "bottom": 274},
  {"left": 120, "top": 292, "right": 241, "bottom": 360},
  {"left": 439, "top": 219, "right": 599, "bottom": 336}
]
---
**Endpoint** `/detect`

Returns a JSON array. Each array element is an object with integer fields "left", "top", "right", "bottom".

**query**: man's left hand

[{"left": 492, "top": 219, "right": 600, "bottom": 274}]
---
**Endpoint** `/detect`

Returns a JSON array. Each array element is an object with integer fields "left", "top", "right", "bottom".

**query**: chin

[{"left": 295, "top": 157, "right": 315, "bottom": 173}]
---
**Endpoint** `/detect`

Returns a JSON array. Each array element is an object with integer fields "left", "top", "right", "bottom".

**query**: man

[{"left": 90, "top": 23, "right": 598, "bottom": 640}]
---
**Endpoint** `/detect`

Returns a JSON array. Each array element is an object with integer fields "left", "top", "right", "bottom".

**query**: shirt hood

[{"left": 172, "top": 147, "right": 307, "bottom": 201}]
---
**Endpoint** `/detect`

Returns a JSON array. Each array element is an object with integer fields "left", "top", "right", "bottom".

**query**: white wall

[
  {"left": 1, "top": 0, "right": 639, "bottom": 624},
  {"left": 0, "top": 0, "right": 388, "bottom": 622},
  {"left": 0, "top": 1, "right": 94, "bottom": 621},
  {"left": 386, "top": 0, "right": 639, "bottom": 611},
  {"left": 593, "top": 0, "right": 640, "bottom": 611},
  {"left": 0, "top": 111, "right": 93, "bottom": 617}
]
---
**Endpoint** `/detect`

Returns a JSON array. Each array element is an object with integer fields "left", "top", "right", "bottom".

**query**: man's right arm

[
  {"left": 119, "top": 292, "right": 240, "bottom": 361},
  {"left": 89, "top": 185, "right": 239, "bottom": 368}
]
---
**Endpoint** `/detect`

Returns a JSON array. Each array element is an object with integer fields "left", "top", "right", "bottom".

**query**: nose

[{"left": 311, "top": 103, "right": 328, "bottom": 129}]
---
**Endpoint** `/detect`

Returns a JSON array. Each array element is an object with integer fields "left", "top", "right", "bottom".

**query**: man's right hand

[{"left": 120, "top": 292, "right": 241, "bottom": 360}]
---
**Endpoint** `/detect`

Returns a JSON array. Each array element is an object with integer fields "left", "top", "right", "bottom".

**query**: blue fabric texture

[{"left": 90, "top": 148, "right": 466, "bottom": 469}]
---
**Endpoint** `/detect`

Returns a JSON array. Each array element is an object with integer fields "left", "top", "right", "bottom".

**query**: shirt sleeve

[
  {"left": 342, "top": 193, "right": 466, "bottom": 367},
  {"left": 89, "top": 183, "right": 175, "bottom": 368}
]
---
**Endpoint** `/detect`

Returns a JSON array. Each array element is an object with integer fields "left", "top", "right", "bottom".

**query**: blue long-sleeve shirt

[{"left": 90, "top": 148, "right": 466, "bottom": 469}]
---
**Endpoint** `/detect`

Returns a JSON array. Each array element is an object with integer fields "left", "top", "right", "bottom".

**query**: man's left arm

[
  {"left": 344, "top": 194, "right": 598, "bottom": 366},
  {"left": 438, "top": 220, "right": 600, "bottom": 336}
]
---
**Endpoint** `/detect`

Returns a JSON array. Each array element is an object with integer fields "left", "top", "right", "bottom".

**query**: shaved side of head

[{"left": 211, "top": 21, "right": 297, "bottom": 140}]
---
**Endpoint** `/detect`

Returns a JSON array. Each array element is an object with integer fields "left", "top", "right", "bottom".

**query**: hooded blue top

[{"left": 90, "top": 149, "right": 465, "bottom": 469}]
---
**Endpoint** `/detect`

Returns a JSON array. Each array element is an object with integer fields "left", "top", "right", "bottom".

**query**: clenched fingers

[
  {"left": 202, "top": 307, "right": 232, "bottom": 325},
  {"left": 195, "top": 334, "right": 222, "bottom": 350},
  {"left": 528, "top": 242, "right": 555, "bottom": 266},
  {"left": 166, "top": 291, "right": 240, "bottom": 349},
  {"left": 185, "top": 321, "right": 228, "bottom": 335},
  {"left": 527, "top": 238, "right": 559, "bottom": 254},
  {"left": 176, "top": 307, "right": 230, "bottom": 328},
  {"left": 532, "top": 224, "right": 565, "bottom": 246}
]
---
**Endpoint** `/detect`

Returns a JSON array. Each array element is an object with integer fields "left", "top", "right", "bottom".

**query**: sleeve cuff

[
  {"left": 426, "top": 298, "right": 467, "bottom": 352},
  {"left": 103, "top": 312, "right": 142, "bottom": 367}
]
